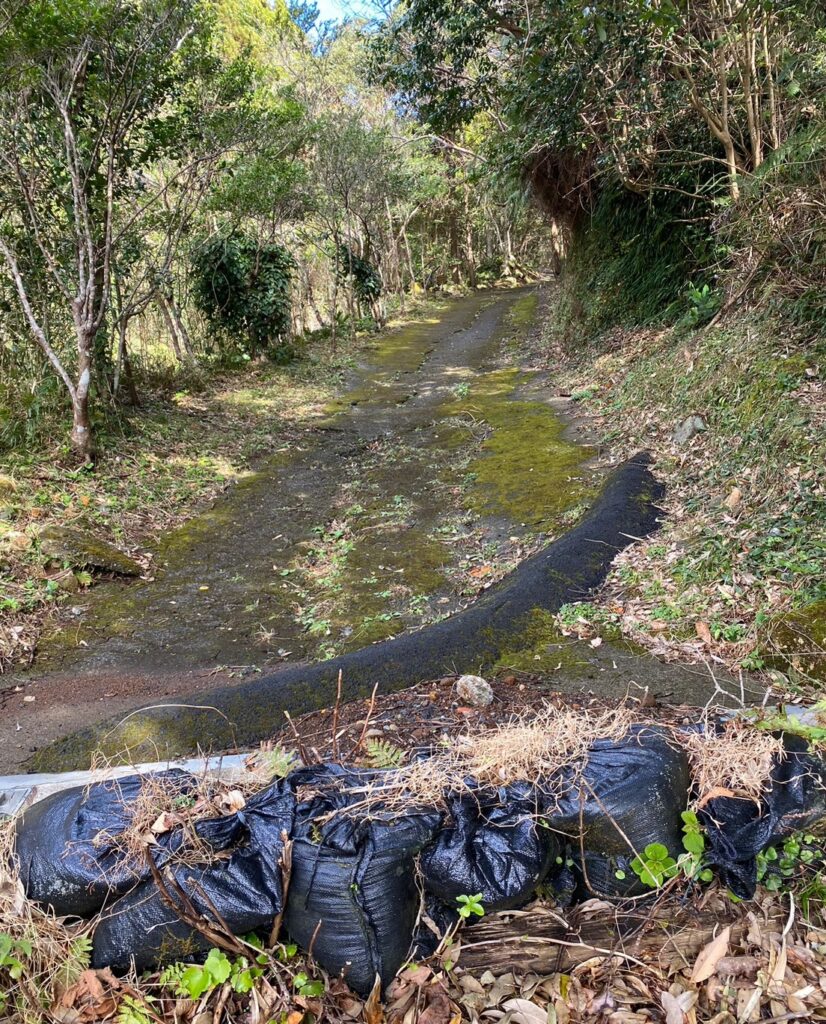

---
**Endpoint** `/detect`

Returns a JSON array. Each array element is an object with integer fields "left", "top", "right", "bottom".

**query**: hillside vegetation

[{"left": 376, "top": 0, "right": 825, "bottom": 686}]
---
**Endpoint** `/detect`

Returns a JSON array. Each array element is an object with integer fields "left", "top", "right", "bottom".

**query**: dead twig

[
  {"left": 284, "top": 710, "right": 312, "bottom": 766},
  {"left": 269, "top": 832, "right": 293, "bottom": 948},
  {"left": 307, "top": 918, "right": 323, "bottom": 961},
  {"left": 352, "top": 683, "right": 379, "bottom": 758},
  {"left": 144, "top": 847, "right": 244, "bottom": 957},
  {"left": 212, "top": 981, "right": 232, "bottom": 1024}
]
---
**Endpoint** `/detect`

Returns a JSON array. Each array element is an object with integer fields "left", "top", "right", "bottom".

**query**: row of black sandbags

[{"left": 13, "top": 727, "right": 826, "bottom": 996}]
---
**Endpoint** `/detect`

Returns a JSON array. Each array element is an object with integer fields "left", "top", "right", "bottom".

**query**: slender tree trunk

[
  {"left": 113, "top": 316, "right": 140, "bottom": 407},
  {"left": 0, "top": 237, "right": 97, "bottom": 460},
  {"left": 401, "top": 225, "right": 416, "bottom": 290},
  {"left": 121, "top": 330, "right": 140, "bottom": 407},
  {"left": 762, "top": 21, "right": 780, "bottom": 150},
  {"left": 71, "top": 326, "right": 95, "bottom": 462},
  {"left": 167, "top": 291, "right": 195, "bottom": 358},
  {"left": 330, "top": 232, "right": 340, "bottom": 354},
  {"left": 113, "top": 316, "right": 127, "bottom": 397},
  {"left": 156, "top": 292, "right": 185, "bottom": 361},
  {"left": 463, "top": 184, "right": 477, "bottom": 287},
  {"left": 550, "top": 220, "right": 567, "bottom": 275},
  {"left": 307, "top": 277, "right": 326, "bottom": 330},
  {"left": 449, "top": 208, "right": 461, "bottom": 284},
  {"left": 737, "top": 14, "right": 763, "bottom": 169}
]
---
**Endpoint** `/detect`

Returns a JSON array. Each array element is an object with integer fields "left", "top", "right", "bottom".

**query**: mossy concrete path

[{"left": 0, "top": 288, "right": 760, "bottom": 772}]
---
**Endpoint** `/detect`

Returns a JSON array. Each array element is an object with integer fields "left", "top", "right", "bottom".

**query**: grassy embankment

[{"left": 543, "top": 234, "right": 824, "bottom": 693}]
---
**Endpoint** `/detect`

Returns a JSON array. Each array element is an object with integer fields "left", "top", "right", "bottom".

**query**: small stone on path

[
  {"left": 456, "top": 673, "right": 494, "bottom": 707},
  {"left": 672, "top": 414, "right": 706, "bottom": 444}
]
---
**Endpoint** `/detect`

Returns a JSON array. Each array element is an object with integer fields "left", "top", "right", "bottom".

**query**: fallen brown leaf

[
  {"left": 691, "top": 926, "right": 731, "bottom": 983},
  {"left": 500, "top": 997, "right": 548, "bottom": 1024},
  {"left": 52, "top": 968, "right": 129, "bottom": 1023},
  {"left": 364, "top": 975, "right": 384, "bottom": 1024},
  {"left": 417, "top": 987, "right": 454, "bottom": 1024}
]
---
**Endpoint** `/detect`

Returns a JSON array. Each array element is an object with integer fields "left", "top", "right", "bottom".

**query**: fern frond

[{"left": 363, "top": 738, "right": 405, "bottom": 768}]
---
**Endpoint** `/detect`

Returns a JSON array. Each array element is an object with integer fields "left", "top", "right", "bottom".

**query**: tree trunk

[
  {"left": 121, "top": 339, "right": 140, "bottom": 407},
  {"left": 167, "top": 291, "right": 195, "bottom": 359},
  {"left": 157, "top": 293, "right": 185, "bottom": 361},
  {"left": 550, "top": 220, "right": 564, "bottom": 276},
  {"left": 71, "top": 329, "right": 95, "bottom": 463},
  {"left": 463, "top": 184, "right": 477, "bottom": 287},
  {"left": 330, "top": 233, "right": 341, "bottom": 354},
  {"left": 449, "top": 208, "right": 461, "bottom": 285},
  {"left": 307, "top": 277, "right": 326, "bottom": 331},
  {"left": 401, "top": 225, "right": 416, "bottom": 291}
]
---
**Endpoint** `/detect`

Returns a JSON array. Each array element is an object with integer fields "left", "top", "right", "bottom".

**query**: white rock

[{"left": 456, "top": 674, "right": 494, "bottom": 707}]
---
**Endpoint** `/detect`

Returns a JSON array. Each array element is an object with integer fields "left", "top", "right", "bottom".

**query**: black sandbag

[
  {"left": 410, "top": 895, "right": 461, "bottom": 960},
  {"left": 14, "top": 770, "right": 196, "bottom": 918},
  {"left": 420, "top": 781, "right": 558, "bottom": 911},
  {"left": 545, "top": 726, "right": 690, "bottom": 898},
  {"left": 92, "top": 779, "right": 295, "bottom": 972},
  {"left": 284, "top": 765, "right": 441, "bottom": 996},
  {"left": 699, "top": 735, "right": 826, "bottom": 899}
]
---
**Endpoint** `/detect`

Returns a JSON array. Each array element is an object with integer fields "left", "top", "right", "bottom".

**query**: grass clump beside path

[{"left": 548, "top": 309, "right": 825, "bottom": 690}]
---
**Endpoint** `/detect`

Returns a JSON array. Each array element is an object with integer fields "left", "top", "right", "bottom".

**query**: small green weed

[
  {"left": 160, "top": 944, "right": 270, "bottom": 999},
  {"left": 0, "top": 932, "right": 32, "bottom": 984},
  {"left": 630, "top": 843, "right": 678, "bottom": 888},
  {"left": 294, "top": 971, "right": 325, "bottom": 998},
  {"left": 757, "top": 833, "right": 824, "bottom": 893},
  {"left": 681, "top": 282, "right": 720, "bottom": 327},
  {"left": 117, "top": 996, "right": 157, "bottom": 1024},
  {"left": 676, "top": 810, "right": 714, "bottom": 883},
  {"left": 254, "top": 744, "right": 299, "bottom": 778},
  {"left": 456, "top": 893, "right": 485, "bottom": 919}
]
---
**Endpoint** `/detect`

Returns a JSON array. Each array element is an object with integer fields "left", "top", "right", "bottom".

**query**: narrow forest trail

[{"left": 0, "top": 288, "right": 761, "bottom": 772}]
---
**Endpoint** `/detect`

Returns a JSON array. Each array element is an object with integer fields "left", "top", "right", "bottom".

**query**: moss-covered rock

[
  {"left": 764, "top": 600, "right": 826, "bottom": 684},
  {"left": 38, "top": 525, "right": 143, "bottom": 576}
]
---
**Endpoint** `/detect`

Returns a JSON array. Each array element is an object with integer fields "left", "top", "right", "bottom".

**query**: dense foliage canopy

[
  {"left": 0, "top": 0, "right": 546, "bottom": 457},
  {"left": 0, "top": 0, "right": 823, "bottom": 456}
]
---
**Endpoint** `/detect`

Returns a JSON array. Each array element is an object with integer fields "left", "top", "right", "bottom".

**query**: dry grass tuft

[
  {"left": 684, "top": 719, "right": 784, "bottom": 805},
  {"left": 85, "top": 751, "right": 288, "bottom": 874},
  {"left": 456, "top": 704, "right": 637, "bottom": 788},
  {"left": 324, "top": 703, "right": 643, "bottom": 817},
  {"left": 0, "top": 818, "right": 93, "bottom": 1023}
]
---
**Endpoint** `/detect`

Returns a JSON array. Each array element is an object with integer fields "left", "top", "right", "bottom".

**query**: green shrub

[{"left": 192, "top": 231, "right": 296, "bottom": 363}]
